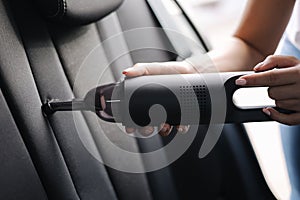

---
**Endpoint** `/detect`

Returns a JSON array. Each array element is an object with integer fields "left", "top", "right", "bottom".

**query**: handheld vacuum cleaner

[{"left": 42, "top": 72, "right": 290, "bottom": 127}]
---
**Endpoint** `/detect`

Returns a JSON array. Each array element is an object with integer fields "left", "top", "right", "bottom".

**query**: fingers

[
  {"left": 236, "top": 67, "right": 299, "bottom": 87},
  {"left": 125, "top": 127, "right": 135, "bottom": 134},
  {"left": 122, "top": 61, "right": 193, "bottom": 77},
  {"left": 126, "top": 125, "right": 169, "bottom": 136},
  {"left": 139, "top": 126, "right": 154, "bottom": 136},
  {"left": 122, "top": 61, "right": 194, "bottom": 135},
  {"left": 263, "top": 107, "right": 300, "bottom": 126},
  {"left": 125, "top": 124, "right": 190, "bottom": 137},
  {"left": 158, "top": 124, "right": 189, "bottom": 136},
  {"left": 239, "top": 56, "right": 300, "bottom": 87},
  {"left": 275, "top": 99, "right": 300, "bottom": 112},
  {"left": 158, "top": 123, "right": 173, "bottom": 136},
  {"left": 268, "top": 84, "right": 300, "bottom": 100},
  {"left": 254, "top": 55, "right": 299, "bottom": 72},
  {"left": 176, "top": 125, "right": 190, "bottom": 134},
  {"left": 125, "top": 126, "right": 155, "bottom": 136}
]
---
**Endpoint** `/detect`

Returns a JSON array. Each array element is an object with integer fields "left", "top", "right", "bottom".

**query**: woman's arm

[
  {"left": 209, "top": 0, "right": 295, "bottom": 71},
  {"left": 124, "top": 0, "right": 295, "bottom": 76},
  {"left": 123, "top": 0, "right": 296, "bottom": 134}
]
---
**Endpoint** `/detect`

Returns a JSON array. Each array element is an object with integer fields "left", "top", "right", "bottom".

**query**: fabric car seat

[{"left": 0, "top": 0, "right": 276, "bottom": 199}]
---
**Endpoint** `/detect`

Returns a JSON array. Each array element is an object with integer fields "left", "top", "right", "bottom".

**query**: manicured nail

[
  {"left": 159, "top": 130, "right": 170, "bottom": 137},
  {"left": 235, "top": 78, "right": 247, "bottom": 85},
  {"left": 253, "top": 66, "right": 260, "bottom": 71},
  {"left": 160, "top": 124, "right": 168, "bottom": 132},
  {"left": 122, "top": 67, "right": 134, "bottom": 75},
  {"left": 263, "top": 108, "right": 271, "bottom": 116},
  {"left": 143, "top": 126, "right": 154, "bottom": 135},
  {"left": 253, "top": 63, "right": 263, "bottom": 71},
  {"left": 125, "top": 127, "right": 135, "bottom": 133},
  {"left": 159, "top": 124, "right": 171, "bottom": 136},
  {"left": 161, "top": 127, "right": 167, "bottom": 132}
]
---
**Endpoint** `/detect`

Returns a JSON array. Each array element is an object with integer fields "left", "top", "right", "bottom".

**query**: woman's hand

[
  {"left": 236, "top": 55, "right": 300, "bottom": 125},
  {"left": 122, "top": 60, "right": 198, "bottom": 77},
  {"left": 123, "top": 61, "right": 194, "bottom": 136}
]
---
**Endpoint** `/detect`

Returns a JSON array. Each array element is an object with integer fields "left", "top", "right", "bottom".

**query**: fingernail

[
  {"left": 159, "top": 124, "right": 171, "bottom": 136},
  {"left": 159, "top": 130, "right": 170, "bottom": 137},
  {"left": 122, "top": 68, "right": 133, "bottom": 75},
  {"left": 161, "top": 127, "right": 167, "bottom": 132},
  {"left": 144, "top": 127, "right": 154, "bottom": 135},
  {"left": 253, "top": 63, "right": 263, "bottom": 71},
  {"left": 178, "top": 127, "right": 183, "bottom": 132},
  {"left": 235, "top": 78, "right": 247, "bottom": 85},
  {"left": 125, "top": 127, "right": 135, "bottom": 133},
  {"left": 263, "top": 108, "right": 271, "bottom": 116},
  {"left": 159, "top": 124, "right": 168, "bottom": 132}
]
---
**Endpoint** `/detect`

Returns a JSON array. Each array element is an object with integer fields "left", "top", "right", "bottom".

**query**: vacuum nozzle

[
  {"left": 42, "top": 83, "right": 118, "bottom": 123},
  {"left": 42, "top": 99, "right": 88, "bottom": 116}
]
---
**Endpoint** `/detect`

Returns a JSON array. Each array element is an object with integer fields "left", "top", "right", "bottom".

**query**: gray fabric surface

[
  {"left": 0, "top": 90, "right": 47, "bottom": 200},
  {"left": 0, "top": 0, "right": 79, "bottom": 199},
  {"left": 50, "top": 19, "right": 153, "bottom": 200},
  {"left": 35, "top": 0, "right": 123, "bottom": 25},
  {"left": 12, "top": 1, "right": 118, "bottom": 199},
  {"left": 116, "top": 0, "right": 176, "bottom": 63}
]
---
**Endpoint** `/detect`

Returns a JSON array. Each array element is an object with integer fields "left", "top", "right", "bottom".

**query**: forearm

[
  {"left": 208, "top": 0, "right": 295, "bottom": 72},
  {"left": 207, "top": 37, "right": 266, "bottom": 72}
]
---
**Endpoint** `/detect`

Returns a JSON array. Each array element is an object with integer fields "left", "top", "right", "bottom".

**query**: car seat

[{"left": 0, "top": 0, "right": 276, "bottom": 199}]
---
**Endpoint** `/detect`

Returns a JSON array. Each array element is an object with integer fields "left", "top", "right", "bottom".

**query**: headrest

[{"left": 35, "top": 0, "right": 123, "bottom": 25}]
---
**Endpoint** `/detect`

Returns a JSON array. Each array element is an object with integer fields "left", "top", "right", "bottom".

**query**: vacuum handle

[{"left": 224, "top": 75, "right": 293, "bottom": 123}]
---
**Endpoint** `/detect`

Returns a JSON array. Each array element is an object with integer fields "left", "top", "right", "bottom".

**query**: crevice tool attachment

[{"left": 42, "top": 99, "right": 87, "bottom": 116}]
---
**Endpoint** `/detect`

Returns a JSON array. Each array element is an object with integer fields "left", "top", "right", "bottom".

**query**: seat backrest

[
  {"left": 0, "top": 0, "right": 276, "bottom": 199},
  {"left": 0, "top": 0, "right": 179, "bottom": 199}
]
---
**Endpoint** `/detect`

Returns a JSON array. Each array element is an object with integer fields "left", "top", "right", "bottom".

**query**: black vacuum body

[{"left": 42, "top": 72, "right": 283, "bottom": 127}]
